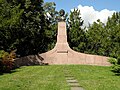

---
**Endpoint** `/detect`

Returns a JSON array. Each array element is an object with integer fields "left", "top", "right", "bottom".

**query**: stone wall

[{"left": 14, "top": 55, "right": 43, "bottom": 68}]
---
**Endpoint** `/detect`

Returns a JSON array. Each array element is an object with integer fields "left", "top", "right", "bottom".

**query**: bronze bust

[
  {"left": 59, "top": 9, "right": 65, "bottom": 16},
  {"left": 59, "top": 9, "right": 65, "bottom": 21}
]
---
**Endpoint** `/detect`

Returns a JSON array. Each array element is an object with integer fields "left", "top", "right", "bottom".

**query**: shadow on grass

[
  {"left": 32, "top": 64, "right": 49, "bottom": 66},
  {"left": 0, "top": 63, "right": 49, "bottom": 76},
  {"left": 0, "top": 69, "right": 18, "bottom": 76},
  {"left": 111, "top": 70, "right": 120, "bottom": 76},
  {"left": 0, "top": 72, "right": 3, "bottom": 75},
  {"left": 115, "top": 73, "right": 120, "bottom": 76}
]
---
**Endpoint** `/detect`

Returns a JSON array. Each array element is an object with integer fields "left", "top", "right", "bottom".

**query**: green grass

[
  {"left": 0, "top": 65, "right": 120, "bottom": 90},
  {"left": 65, "top": 65, "right": 120, "bottom": 90},
  {"left": 0, "top": 66, "right": 69, "bottom": 90}
]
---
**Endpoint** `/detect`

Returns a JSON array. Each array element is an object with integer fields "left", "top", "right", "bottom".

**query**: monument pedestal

[{"left": 40, "top": 22, "right": 111, "bottom": 66}]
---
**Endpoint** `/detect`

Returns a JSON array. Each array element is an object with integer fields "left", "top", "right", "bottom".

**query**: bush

[
  {"left": 0, "top": 50, "right": 16, "bottom": 73},
  {"left": 0, "top": 50, "right": 4, "bottom": 73},
  {"left": 108, "top": 57, "right": 118, "bottom": 65},
  {"left": 109, "top": 57, "right": 120, "bottom": 75},
  {"left": 0, "top": 59, "right": 2, "bottom": 73},
  {"left": 117, "top": 56, "right": 120, "bottom": 64},
  {"left": 112, "top": 65, "right": 120, "bottom": 74}
]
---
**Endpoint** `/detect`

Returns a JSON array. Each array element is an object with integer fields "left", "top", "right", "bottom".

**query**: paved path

[{"left": 63, "top": 69, "right": 84, "bottom": 90}]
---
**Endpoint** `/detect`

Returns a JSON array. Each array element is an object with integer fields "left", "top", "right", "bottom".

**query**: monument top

[
  {"left": 59, "top": 9, "right": 65, "bottom": 21},
  {"left": 59, "top": 9, "right": 65, "bottom": 16}
]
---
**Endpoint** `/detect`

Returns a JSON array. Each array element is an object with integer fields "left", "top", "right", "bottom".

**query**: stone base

[
  {"left": 14, "top": 55, "right": 43, "bottom": 68},
  {"left": 40, "top": 44, "right": 110, "bottom": 66}
]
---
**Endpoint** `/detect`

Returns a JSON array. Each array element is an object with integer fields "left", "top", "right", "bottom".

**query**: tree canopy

[{"left": 0, "top": 0, "right": 47, "bottom": 56}]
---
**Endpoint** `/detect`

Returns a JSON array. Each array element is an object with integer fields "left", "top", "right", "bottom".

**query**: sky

[{"left": 44, "top": 0, "right": 120, "bottom": 27}]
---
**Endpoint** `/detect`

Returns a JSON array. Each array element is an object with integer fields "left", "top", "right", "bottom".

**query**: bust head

[
  {"left": 59, "top": 9, "right": 65, "bottom": 16},
  {"left": 59, "top": 9, "right": 65, "bottom": 21}
]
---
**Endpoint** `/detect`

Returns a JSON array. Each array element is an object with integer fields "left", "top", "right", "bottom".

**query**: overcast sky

[{"left": 44, "top": 0, "right": 119, "bottom": 27}]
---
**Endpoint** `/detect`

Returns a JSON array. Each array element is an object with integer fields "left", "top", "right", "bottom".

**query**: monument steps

[{"left": 63, "top": 67, "right": 84, "bottom": 90}]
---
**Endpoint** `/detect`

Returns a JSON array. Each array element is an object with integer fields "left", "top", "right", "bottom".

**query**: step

[
  {"left": 71, "top": 86, "right": 84, "bottom": 90},
  {"left": 66, "top": 80, "right": 78, "bottom": 83}
]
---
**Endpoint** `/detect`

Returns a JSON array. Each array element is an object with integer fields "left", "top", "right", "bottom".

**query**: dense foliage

[
  {"left": 0, "top": 0, "right": 23, "bottom": 51},
  {"left": 68, "top": 11, "right": 120, "bottom": 59},
  {"left": 109, "top": 57, "right": 120, "bottom": 75},
  {"left": 43, "top": 2, "right": 58, "bottom": 50},
  {"left": 85, "top": 13, "right": 120, "bottom": 73},
  {"left": 0, "top": 0, "right": 47, "bottom": 57},
  {"left": 67, "top": 9, "right": 86, "bottom": 52}
]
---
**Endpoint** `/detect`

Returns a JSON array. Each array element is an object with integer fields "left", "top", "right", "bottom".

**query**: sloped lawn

[
  {"left": 66, "top": 65, "right": 120, "bottom": 90},
  {"left": 0, "top": 66, "right": 69, "bottom": 90},
  {"left": 0, "top": 65, "right": 120, "bottom": 90}
]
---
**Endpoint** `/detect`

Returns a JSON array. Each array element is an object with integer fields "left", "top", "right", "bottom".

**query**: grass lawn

[
  {"left": 65, "top": 65, "right": 120, "bottom": 90},
  {"left": 0, "top": 65, "right": 120, "bottom": 90}
]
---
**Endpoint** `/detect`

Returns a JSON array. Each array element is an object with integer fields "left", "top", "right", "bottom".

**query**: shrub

[
  {"left": 108, "top": 57, "right": 118, "bottom": 65},
  {"left": 0, "top": 59, "right": 2, "bottom": 73},
  {"left": 0, "top": 50, "right": 16, "bottom": 73},
  {"left": 117, "top": 56, "right": 120, "bottom": 64},
  {"left": 109, "top": 57, "right": 120, "bottom": 75},
  {"left": 111, "top": 65, "right": 120, "bottom": 74},
  {"left": 0, "top": 50, "right": 5, "bottom": 73}
]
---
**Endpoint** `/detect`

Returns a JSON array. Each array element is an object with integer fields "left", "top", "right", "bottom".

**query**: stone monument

[{"left": 40, "top": 10, "right": 111, "bottom": 66}]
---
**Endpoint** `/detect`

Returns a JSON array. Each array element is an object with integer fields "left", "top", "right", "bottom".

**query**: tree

[
  {"left": 16, "top": 0, "right": 47, "bottom": 56},
  {"left": 67, "top": 9, "right": 86, "bottom": 52},
  {"left": 86, "top": 19, "right": 108, "bottom": 55},
  {"left": 0, "top": 0, "right": 23, "bottom": 51},
  {"left": 43, "top": 2, "right": 58, "bottom": 50},
  {"left": 0, "top": 0, "right": 47, "bottom": 56},
  {"left": 105, "top": 12, "right": 120, "bottom": 59},
  {"left": 106, "top": 12, "right": 120, "bottom": 75}
]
